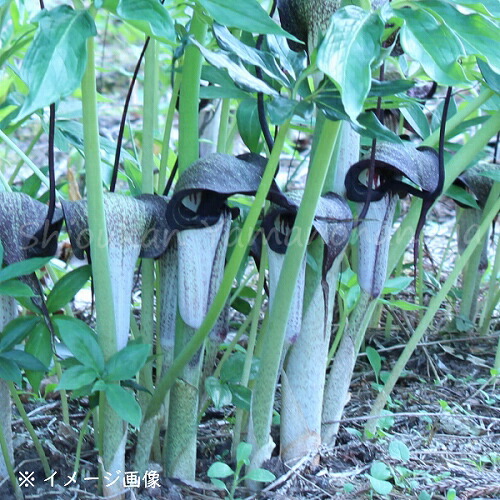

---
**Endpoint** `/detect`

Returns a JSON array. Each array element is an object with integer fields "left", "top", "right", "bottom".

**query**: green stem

[
  {"left": 73, "top": 409, "right": 94, "bottom": 476},
  {"left": 8, "top": 382, "right": 50, "bottom": 477},
  {"left": 0, "top": 412, "right": 22, "bottom": 500},
  {"left": 144, "top": 121, "right": 292, "bottom": 422},
  {"left": 388, "top": 110, "right": 500, "bottom": 277},
  {"left": 217, "top": 98, "right": 231, "bottom": 153},
  {"left": 0, "top": 130, "right": 54, "bottom": 194},
  {"left": 55, "top": 362, "right": 70, "bottom": 425},
  {"left": 366, "top": 192, "right": 500, "bottom": 435},
  {"left": 158, "top": 74, "right": 181, "bottom": 193},
  {"left": 8, "top": 127, "right": 43, "bottom": 184},
  {"left": 250, "top": 119, "right": 341, "bottom": 465},
  {"left": 481, "top": 235, "right": 500, "bottom": 336},
  {"left": 178, "top": 12, "right": 207, "bottom": 173}
]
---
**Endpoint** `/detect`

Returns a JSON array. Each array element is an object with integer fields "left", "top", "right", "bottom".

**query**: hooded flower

[
  {"left": 262, "top": 190, "right": 352, "bottom": 344},
  {"left": 344, "top": 142, "right": 440, "bottom": 297},
  {"left": 62, "top": 193, "right": 170, "bottom": 349},
  {"left": 165, "top": 153, "right": 274, "bottom": 330}
]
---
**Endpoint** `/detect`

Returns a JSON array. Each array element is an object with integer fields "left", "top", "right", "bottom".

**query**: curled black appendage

[
  {"left": 355, "top": 64, "right": 385, "bottom": 227},
  {"left": 413, "top": 86, "right": 452, "bottom": 272},
  {"left": 110, "top": 37, "right": 151, "bottom": 192}
]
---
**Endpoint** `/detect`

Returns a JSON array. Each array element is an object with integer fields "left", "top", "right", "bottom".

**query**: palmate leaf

[
  {"left": 317, "top": 6, "right": 384, "bottom": 122},
  {"left": 396, "top": 7, "right": 467, "bottom": 85},
  {"left": 19, "top": 5, "right": 96, "bottom": 118}
]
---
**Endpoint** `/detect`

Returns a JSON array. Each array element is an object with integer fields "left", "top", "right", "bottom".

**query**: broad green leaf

[
  {"left": 0, "top": 279, "right": 35, "bottom": 297},
  {"left": 0, "top": 356, "right": 21, "bottom": 384},
  {"left": 116, "top": 0, "right": 175, "bottom": 44},
  {"left": 237, "top": 99, "right": 261, "bottom": 153},
  {"left": 243, "top": 468, "right": 276, "bottom": 482},
  {"left": 207, "top": 461, "right": 234, "bottom": 479},
  {"left": 196, "top": 0, "right": 294, "bottom": 39},
  {"left": 57, "top": 364, "right": 99, "bottom": 390},
  {"left": 25, "top": 322, "right": 52, "bottom": 393},
  {"left": 0, "top": 316, "right": 40, "bottom": 353},
  {"left": 369, "top": 79, "right": 415, "bottom": 97},
  {"left": 221, "top": 352, "right": 259, "bottom": 383},
  {"left": 0, "top": 257, "right": 52, "bottom": 282},
  {"left": 2, "top": 350, "right": 46, "bottom": 372},
  {"left": 446, "top": 184, "right": 481, "bottom": 209},
  {"left": 192, "top": 40, "right": 278, "bottom": 96},
  {"left": 420, "top": 0, "right": 500, "bottom": 72},
  {"left": 357, "top": 112, "right": 403, "bottom": 144},
  {"left": 479, "top": 170, "right": 500, "bottom": 182},
  {"left": 228, "top": 383, "right": 252, "bottom": 411},
  {"left": 388, "top": 439, "right": 410, "bottom": 462},
  {"left": 382, "top": 276, "right": 413, "bottom": 295},
  {"left": 20, "top": 6, "right": 96, "bottom": 118},
  {"left": 205, "top": 376, "right": 232, "bottom": 409},
  {"left": 213, "top": 24, "right": 290, "bottom": 88},
  {"left": 104, "top": 383, "right": 142, "bottom": 428},
  {"left": 450, "top": 0, "right": 500, "bottom": 17},
  {"left": 54, "top": 316, "right": 104, "bottom": 373},
  {"left": 366, "top": 346, "right": 381, "bottom": 381},
  {"left": 478, "top": 59, "right": 500, "bottom": 94},
  {"left": 397, "top": 7, "right": 467, "bottom": 85},
  {"left": 104, "top": 344, "right": 151, "bottom": 381},
  {"left": 236, "top": 441, "right": 252, "bottom": 465},
  {"left": 400, "top": 102, "right": 430, "bottom": 140},
  {"left": 370, "top": 461, "right": 391, "bottom": 480},
  {"left": 209, "top": 478, "right": 228, "bottom": 491},
  {"left": 318, "top": 6, "right": 384, "bottom": 121},
  {"left": 200, "top": 66, "right": 249, "bottom": 99},
  {"left": 380, "top": 298, "right": 426, "bottom": 311},
  {"left": 46, "top": 265, "right": 91, "bottom": 313},
  {"left": 367, "top": 475, "right": 393, "bottom": 495}
]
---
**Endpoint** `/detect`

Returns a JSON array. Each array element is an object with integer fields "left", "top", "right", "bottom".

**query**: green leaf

[
  {"left": 220, "top": 352, "right": 259, "bottom": 383},
  {"left": 357, "top": 112, "right": 403, "bottom": 144},
  {"left": 380, "top": 298, "right": 426, "bottom": 311},
  {"left": 0, "top": 316, "right": 40, "bottom": 353},
  {"left": 388, "top": 439, "right": 410, "bottom": 462},
  {"left": 0, "top": 357, "right": 21, "bottom": 385},
  {"left": 370, "top": 461, "right": 391, "bottom": 480},
  {"left": 116, "top": 0, "right": 175, "bottom": 44},
  {"left": 196, "top": 0, "right": 294, "bottom": 39},
  {"left": 0, "top": 257, "right": 52, "bottom": 282},
  {"left": 1, "top": 350, "right": 46, "bottom": 371},
  {"left": 104, "top": 383, "right": 142, "bottom": 428},
  {"left": 46, "top": 265, "right": 91, "bottom": 313},
  {"left": 57, "top": 364, "right": 99, "bottom": 390},
  {"left": 236, "top": 441, "right": 252, "bottom": 466},
  {"left": 207, "top": 461, "right": 234, "bottom": 479},
  {"left": 397, "top": 7, "right": 467, "bottom": 85},
  {"left": 420, "top": 0, "right": 500, "bottom": 72},
  {"left": 0, "top": 279, "right": 35, "bottom": 297},
  {"left": 400, "top": 102, "right": 430, "bottom": 140},
  {"left": 20, "top": 5, "right": 96, "bottom": 118},
  {"left": 479, "top": 169, "right": 500, "bottom": 182},
  {"left": 25, "top": 322, "right": 52, "bottom": 393},
  {"left": 103, "top": 344, "right": 151, "bottom": 381},
  {"left": 446, "top": 184, "right": 481, "bottom": 209},
  {"left": 366, "top": 346, "right": 381, "bottom": 382},
  {"left": 228, "top": 383, "right": 252, "bottom": 411},
  {"left": 318, "top": 6, "right": 384, "bottom": 121},
  {"left": 382, "top": 277, "right": 413, "bottom": 295},
  {"left": 205, "top": 376, "right": 232, "bottom": 409},
  {"left": 367, "top": 475, "right": 393, "bottom": 495},
  {"left": 243, "top": 468, "right": 276, "bottom": 482},
  {"left": 53, "top": 316, "right": 104, "bottom": 373},
  {"left": 451, "top": 0, "right": 500, "bottom": 17},
  {"left": 237, "top": 99, "right": 261, "bottom": 153}
]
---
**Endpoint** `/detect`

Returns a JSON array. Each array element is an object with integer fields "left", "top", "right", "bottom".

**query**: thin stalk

[
  {"left": 216, "top": 98, "right": 231, "bottom": 153},
  {"left": 144, "top": 121, "right": 292, "bottom": 422},
  {"left": 81, "top": 31, "right": 122, "bottom": 495},
  {"left": 178, "top": 12, "right": 207, "bottom": 173},
  {"left": 55, "top": 362, "right": 70, "bottom": 425},
  {"left": 8, "top": 126, "right": 42, "bottom": 184},
  {"left": 0, "top": 416, "right": 22, "bottom": 500},
  {"left": 158, "top": 74, "right": 181, "bottom": 193},
  {"left": 134, "top": 38, "right": 158, "bottom": 475},
  {"left": 232, "top": 251, "right": 267, "bottom": 456},
  {"left": 0, "top": 130, "right": 54, "bottom": 194},
  {"left": 73, "top": 409, "right": 94, "bottom": 476},
  {"left": 388, "top": 111, "right": 500, "bottom": 277},
  {"left": 249, "top": 119, "right": 341, "bottom": 468},
  {"left": 366, "top": 191, "right": 500, "bottom": 435},
  {"left": 481, "top": 236, "right": 500, "bottom": 336},
  {"left": 8, "top": 382, "right": 50, "bottom": 477},
  {"left": 417, "top": 232, "right": 424, "bottom": 319}
]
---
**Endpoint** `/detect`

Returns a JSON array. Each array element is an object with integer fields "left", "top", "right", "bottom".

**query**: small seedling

[{"left": 207, "top": 442, "right": 275, "bottom": 499}]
